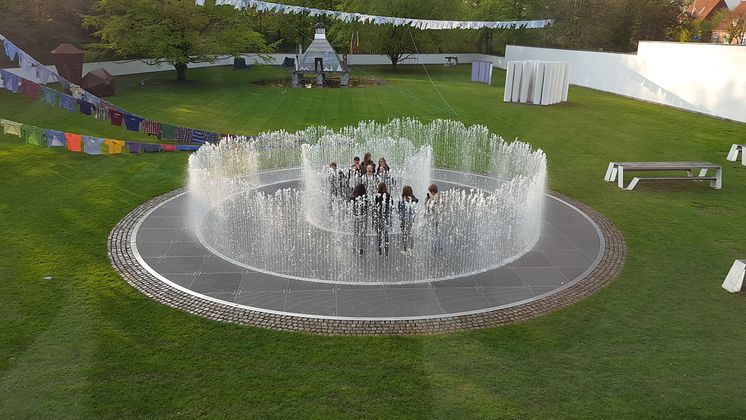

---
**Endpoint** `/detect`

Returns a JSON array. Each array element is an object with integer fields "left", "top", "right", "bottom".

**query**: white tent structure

[{"left": 293, "top": 24, "right": 349, "bottom": 87}]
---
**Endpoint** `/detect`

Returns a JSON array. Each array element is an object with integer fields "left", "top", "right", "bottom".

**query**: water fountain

[{"left": 187, "top": 119, "right": 547, "bottom": 285}]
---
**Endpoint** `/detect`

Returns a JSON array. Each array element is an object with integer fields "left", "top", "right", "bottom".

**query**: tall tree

[
  {"left": 468, "top": 0, "right": 545, "bottom": 54},
  {"left": 334, "top": 0, "right": 462, "bottom": 69},
  {"left": 83, "top": 0, "right": 268, "bottom": 81}
]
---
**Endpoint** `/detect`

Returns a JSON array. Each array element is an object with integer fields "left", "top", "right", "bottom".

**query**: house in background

[
  {"left": 686, "top": 0, "right": 730, "bottom": 19},
  {"left": 679, "top": 0, "right": 731, "bottom": 42},
  {"left": 712, "top": 1, "right": 746, "bottom": 44}
]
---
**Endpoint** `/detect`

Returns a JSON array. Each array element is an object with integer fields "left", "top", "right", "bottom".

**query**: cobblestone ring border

[{"left": 108, "top": 188, "right": 626, "bottom": 336}]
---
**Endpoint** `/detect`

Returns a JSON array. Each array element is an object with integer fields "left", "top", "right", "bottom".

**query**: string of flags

[
  {"left": 0, "top": 34, "right": 240, "bottom": 145},
  {"left": 0, "top": 116, "right": 202, "bottom": 154},
  {"left": 198, "top": 0, "right": 554, "bottom": 30}
]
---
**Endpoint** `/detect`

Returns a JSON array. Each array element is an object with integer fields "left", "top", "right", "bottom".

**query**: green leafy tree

[
  {"left": 333, "top": 0, "right": 462, "bottom": 69},
  {"left": 83, "top": 0, "right": 268, "bottom": 81},
  {"left": 544, "top": 0, "right": 683, "bottom": 52},
  {"left": 467, "top": 0, "right": 545, "bottom": 54}
]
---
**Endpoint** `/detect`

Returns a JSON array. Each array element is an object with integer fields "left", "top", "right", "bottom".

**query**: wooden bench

[
  {"left": 722, "top": 259, "right": 745, "bottom": 293},
  {"left": 604, "top": 161, "right": 722, "bottom": 190},
  {"left": 726, "top": 144, "right": 746, "bottom": 166}
]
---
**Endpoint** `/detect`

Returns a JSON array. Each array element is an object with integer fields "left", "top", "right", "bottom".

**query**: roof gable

[
  {"left": 714, "top": 1, "right": 746, "bottom": 31},
  {"left": 687, "top": 0, "right": 729, "bottom": 19}
]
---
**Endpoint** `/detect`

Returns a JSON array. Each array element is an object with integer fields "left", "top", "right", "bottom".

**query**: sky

[{"left": 726, "top": 0, "right": 741, "bottom": 9}]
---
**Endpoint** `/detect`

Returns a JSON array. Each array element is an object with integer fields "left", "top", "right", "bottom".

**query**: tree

[
  {"left": 467, "top": 0, "right": 545, "bottom": 54},
  {"left": 544, "top": 0, "right": 683, "bottom": 52},
  {"left": 334, "top": 0, "right": 462, "bottom": 69},
  {"left": 83, "top": 0, "right": 268, "bottom": 81}
]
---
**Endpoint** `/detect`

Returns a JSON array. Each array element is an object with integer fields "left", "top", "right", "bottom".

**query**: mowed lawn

[{"left": 1, "top": 64, "right": 745, "bottom": 418}]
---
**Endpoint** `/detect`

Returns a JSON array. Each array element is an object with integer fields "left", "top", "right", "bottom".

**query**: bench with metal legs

[{"left": 605, "top": 162, "right": 722, "bottom": 190}]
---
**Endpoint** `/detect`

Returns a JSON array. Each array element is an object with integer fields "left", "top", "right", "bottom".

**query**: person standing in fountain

[
  {"left": 328, "top": 162, "right": 346, "bottom": 199},
  {"left": 377, "top": 158, "right": 395, "bottom": 193},
  {"left": 361, "top": 163, "right": 378, "bottom": 197},
  {"left": 425, "top": 183, "right": 443, "bottom": 252},
  {"left": 363, "top": 152, "right": 376, "bottom": 174},
  {"left": 348, "top": 156, "right": 361, "bottom": 194},
  {"left": 398, "top": 185, "right": 419, "bottom": 255},
  {"left": 351, "top": 183, "right": 368, "bottom": 255},
  {"left": 373, "top": 182, "right": 393, "bottom": 257}
]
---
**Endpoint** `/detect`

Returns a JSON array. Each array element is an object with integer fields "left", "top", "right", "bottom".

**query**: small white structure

[
  {"left": 722, "top": 259, "right": 745, "bottom": 293},
  {"left": 504, "top": 60, "right": 569, "bottom": 105},
  {"left": 726, "top": 144, "right": 746, "bottom": 166},
  {"left": 471, "top": 60, "right": 493, "bottom": 85}
]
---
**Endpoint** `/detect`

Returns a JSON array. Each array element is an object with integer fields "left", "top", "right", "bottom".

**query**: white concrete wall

[
  {"left": 5, "top": 53, "right": 495, "bottom": 80},
  {"left": 504, "top": 42, "right": 746, "bottom": 123},
  {"left": 8, "top": 42, "right": 744, "bottom": 123}
]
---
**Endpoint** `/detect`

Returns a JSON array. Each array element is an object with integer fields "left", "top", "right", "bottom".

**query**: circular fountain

[
  {"left": 188, "top": 119, "right": 547, "bottom": 285},
  {"left": 111, "top": 117, "right": 620, "bottom": 333}
]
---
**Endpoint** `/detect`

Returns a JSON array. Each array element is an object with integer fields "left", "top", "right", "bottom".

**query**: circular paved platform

[{"left": 108, "top": 173, "right": 625, "bottom": 335}]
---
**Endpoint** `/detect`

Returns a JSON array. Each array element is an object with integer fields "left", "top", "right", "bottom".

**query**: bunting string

[
  {"left": 198, "top": 0, "right": 553, "bottom": 30},
  {"left": 0, "top": 33, "right": 240, "bottom": 145}
]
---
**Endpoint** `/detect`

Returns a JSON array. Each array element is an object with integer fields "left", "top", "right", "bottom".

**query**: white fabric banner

[{"left": 197, "top": 0, "right": 553, "bottom": 30}]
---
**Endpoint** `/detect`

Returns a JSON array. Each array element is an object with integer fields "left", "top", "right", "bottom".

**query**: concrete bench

[
  {"left": 604, "top": 161, "right": 722, "bottom": 190},
  {"left": 722, "top": 259, "right": 745, "bottom": 293},
  {"left": 726, "top": 144, "right": 746, "bottom": 166}
]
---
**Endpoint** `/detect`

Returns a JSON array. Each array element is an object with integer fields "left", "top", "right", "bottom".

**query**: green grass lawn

[{"left": 1, "top": 64, "right": 745, "bottom": 418}]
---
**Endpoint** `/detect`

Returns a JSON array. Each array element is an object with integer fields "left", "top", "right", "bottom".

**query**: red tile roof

[
  {"left": 686, "top": 0, "right": 729, "bottom": 19},
  {"left": 714, "top": 1, "right": 746, "bottom": 31}
]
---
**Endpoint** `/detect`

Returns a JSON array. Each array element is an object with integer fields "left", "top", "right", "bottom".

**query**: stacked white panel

[{"left": 504, "top": 60, "right": 569, "bottom": 105}]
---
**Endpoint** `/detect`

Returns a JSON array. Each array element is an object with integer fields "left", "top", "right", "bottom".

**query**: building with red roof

[{"left": 712, "top": 1, "right": 746, "bottom": 44}]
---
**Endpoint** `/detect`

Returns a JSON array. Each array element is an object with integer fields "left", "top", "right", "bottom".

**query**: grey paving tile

[
  {"left": 163, "top": 273, "right": 195, "bottom": 288},
  {"left": 434, "top": 287, "right": 490, "bottom": 313},
  {"left": 140, "top": 216, "right": 188, "bottom": 229},
  {"left": 202, "top": 291, "right": 237, "bottom": 301},
  {"left": 284, "top": 290, "right": 336, "bottom": 316},
  {"left": 472, "top": 267, "right": 525, "bottom": 288},
  {"left": 386, "top": 288, "right": 441, "bottom": 317},
  {"left": 511, "top": 251, "right": 553, "bottom": 268},
  {"left": 335, "top": 282, "right": 384, "bottom": 290},
  {"left": 174, "top": 229, "right": 200, "bottom": 242},
  {"left": 536, "top": 235, "right": 579, "bottom": 251},
  {"left": 582, "top": 247, "right": 603, "bottom": 261},
  {"left": 191, "top": 273, "right": 242, "bottom": 294},
  {"left": 159, "top": 195, "right": 189, "bottom": 208},
  {"left": 541, "top": 223, "right": 562, "bottom": 235},
  {"left": 288, "top": 279, "right": 335, "bottom": 291},
  {"left": 198, "top": 256, "right": 244, "bottom": 274},
  {"left": 543, "top": 249, "right": 593, "bottom": 267},
  {"left": 432, "top": 276, "right": 478, "bottom": 288},
  {"left": 143, "top": 257, "right": 162, "bottom": 270},
  {"left": 513, "top": 267, "right": 567, "bottom": 288},
  {"left": 235, "top": 290, "right": 287, "bottom": 310},
  {"left": 336, "top": 289, "right": 389, "bottom": 317},
  {"left": 135, "top": 241, "right": 172, "bottom": 258},
  {"left": 529, "top": 285, "right": 563, "bottom": 297},
  {"left": 385, "top": 281, "right": 432, "bottom": 289},
  {"left": 482, "top": 286, "right": 534, "bottom": 307},
  {"left": 150, "top": 206, "right": 188, "bottom": 217},
  {"left": 166, "top": 241, "right": 209, "bottom": 257},
  {"left": 544, "top": 209, "right": 588, "bottom": 225},
  {"left": 559, "top": 266, "right": 592, "bottom": 282},
  {"left": 137, "top": 228, "right": 181, "bottom": 242},
  {"left": 240, "top": 272, "right": 289, "bottom": 292},
  {"left": 157, "top": 256, "right": 206, "bottom": 274},
  {"left": 553, "top": 222, "right": 598, "bottom": 236},
  {"left": 568, "top": 234, "right": 601, "bottom": 250}
]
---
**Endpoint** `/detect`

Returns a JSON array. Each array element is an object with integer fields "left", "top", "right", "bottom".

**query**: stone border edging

[{"left": 108, "top": 188, "right": 625, "bottom": 335}]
